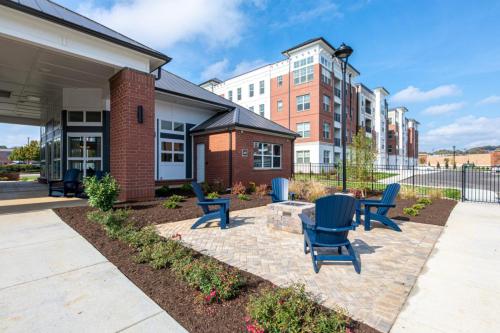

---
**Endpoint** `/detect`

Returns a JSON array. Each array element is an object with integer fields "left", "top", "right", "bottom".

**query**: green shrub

[
  {"left": 84, "top": 174, "right": 119, "bottom": 211},
  {"left": 86, "top": 209, "right": 131, "bottom": 239},
  {"left": 123, "top": 226, "right": 162, "bottom": 248},
  {"left": 247, "top": 284, "right": 348, "bottom": 333},
  {"left": 180, "top": 183, "right": 192, "bottom": 191},
  {"left": 417, "top": 198, "right": 432, "bottom": 206},
  {"left": 237, "top": 193, "right": 250, "bottom": 201},
  {"left": 403, "top": 207, "right": 419, "bottom": 216},
  {"left": 412, "top": 203, "right": 426, "bottom": 210},
  {"left": 247, "top": 182, "right": 256, "bottom": 193},
  {"left": 442, "top": 189, "right": 461, "bottom": 200},
  {"left": 163, "top": 200, "right": 179, "bottom": 209},
  {"left": 206, "top": 192, "right": 220, "bottom": 199},
  {"left": 168, "top": 194, "right": 185, "bottom": 202},
  {"left": 176, "top": 257, "right": 244, "bottom": 301},
  {"left": 155, "top": 185, "right": 170, "bottom": 197}
]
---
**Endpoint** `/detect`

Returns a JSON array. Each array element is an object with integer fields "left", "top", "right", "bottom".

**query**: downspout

[
  {"left": 228, "top": 129, "right": 233, "bottom": 188},
  {"left": 154, "top": 66, "right": 162, "bottom": 80},
  {"left": 288, "top": 57, "right": 291, "bottom": 129}
]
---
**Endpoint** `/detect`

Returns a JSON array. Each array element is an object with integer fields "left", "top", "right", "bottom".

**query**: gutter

[{"left": 0, "top": 0, "right": 171, "bottom": 67}]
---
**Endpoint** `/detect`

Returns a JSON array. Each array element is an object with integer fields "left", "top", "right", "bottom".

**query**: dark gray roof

[
  {"left": 282, "top": 37, "right": 336, "bottom": 55},
  {"left": 191, "top": 107, "right": 299, "bottom": 137},
  {"left": 155, "top": 70, "right": 237, "bottom": 109},
  {"left": 155, "top": 70, "right": 297, "bottom": 137},
  {"left": 2, "top": 0, "right": 170, "bottom": 63}
]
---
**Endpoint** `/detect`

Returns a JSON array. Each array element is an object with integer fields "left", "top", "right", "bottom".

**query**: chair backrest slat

[
  {"left": 314, "top": 195, "right": 356, "bottom": 244},
  {"left": 271, "top": 178, "right": 288, "bottom": 202},
  {"left": 63, "top": 169, "right": 80, "bottom": 182},
  {"left": 191, "top": 181, "right": 210, "bottom": 214},
  {"left": 378, "top": 183, "right": 400, "bottom": 215}
]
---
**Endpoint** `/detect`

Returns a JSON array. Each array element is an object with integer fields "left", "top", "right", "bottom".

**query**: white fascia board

[{"left": 0, "top": 6, "right": 151, "bottom": 73}]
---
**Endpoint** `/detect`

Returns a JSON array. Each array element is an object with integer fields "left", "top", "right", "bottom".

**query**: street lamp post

[{"left": 333, "top": 43, "right": 353, "bottom": 193}]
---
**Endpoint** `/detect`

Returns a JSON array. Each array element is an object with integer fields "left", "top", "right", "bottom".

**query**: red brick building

[{"left": 0, "top": 0, "right": 297, "bottom": 202}]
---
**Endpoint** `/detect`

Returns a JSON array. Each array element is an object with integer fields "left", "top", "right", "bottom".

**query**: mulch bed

[
  {"left": 389, "top": 198, "right": 457, "bottom": 226},
  {"left": 54, "top": 201, "right": 380, "bottom": 333}
]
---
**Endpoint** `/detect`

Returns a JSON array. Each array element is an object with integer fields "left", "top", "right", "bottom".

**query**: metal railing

[{"left": 292, "top": 163, "right": 500, "bottom": 203}]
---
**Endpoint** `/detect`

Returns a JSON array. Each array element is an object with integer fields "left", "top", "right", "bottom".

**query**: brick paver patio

[{"left": 157, "top": 206, "right": 442, "bottom": 333}]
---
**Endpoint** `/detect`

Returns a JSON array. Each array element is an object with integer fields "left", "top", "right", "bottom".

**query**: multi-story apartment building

[
  {"left": 201, "top": 37, "right": 418, "bottom": 167},
  {"left": 387, "top": 107, "right": 419, "bottom": 167}
]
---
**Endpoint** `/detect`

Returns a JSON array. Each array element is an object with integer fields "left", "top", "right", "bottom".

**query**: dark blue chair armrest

[
  {"left": 299, "top": 213, "right": 315, "bottom": 230},
  {"left": 316, "top": 225, "right": 356, "bottom": 233},
  {"left": 359, "top": 199, "right": 382, "bottom": 205},
  {"left": 364, "top": 202, "right": 396, "bottom": 208},
  {"left": 198, "top": 200, "right": 229, "bottom": 206}
]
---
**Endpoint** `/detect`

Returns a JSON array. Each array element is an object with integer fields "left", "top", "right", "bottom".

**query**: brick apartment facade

[{"left": 202, "top": 37, "right": 419, "bottom": 167}]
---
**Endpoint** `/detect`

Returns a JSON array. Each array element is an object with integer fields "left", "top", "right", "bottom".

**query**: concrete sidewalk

[
  {"left": 0, "top": 209, "right": 187, "bottom": 333},
  {"left": 391, "top": 202, "right": 500, "bottom": 333}
]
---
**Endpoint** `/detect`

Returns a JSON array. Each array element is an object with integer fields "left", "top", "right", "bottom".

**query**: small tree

[
  {"left": 444, "top": 158, "right": 449, "bottom": 169},
  {"left": 84, "top": 174, "right": 119, "bottom": 211},
  {"left": 347, "top": 129, "right": 376, "bottom": 195},
  {"left": 453, "top": 161, "right": 457, "bottom": 169},
  {"left": 436, "top": 162, "right": 441, "bottom": 169},
  {"left": 9, "top": 140, "right": 40, "bottom": 163}
]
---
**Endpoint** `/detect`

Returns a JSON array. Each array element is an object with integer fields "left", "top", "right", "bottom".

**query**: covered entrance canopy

[{"left": 0, "top": 0, "right": 169, "bottom": 200}]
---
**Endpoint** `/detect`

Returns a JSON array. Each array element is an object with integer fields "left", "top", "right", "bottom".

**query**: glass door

[{"left": 67, "top": 134, "right": 102, "bottom": 178}]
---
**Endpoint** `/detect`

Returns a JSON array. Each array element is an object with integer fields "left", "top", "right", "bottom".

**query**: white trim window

[
  {"left": 259, "top": 80, "right": 265, "bottom": 94},
  {"left": 160, "top": 141, "right": 184, "bottom": 163},
  {"left": 277, "top": 100, "right": 283, "bottom": 112},
  {"left": 277, "top": 75, "right": 283, "bottom": 87},
  {"left": 228, "top": 90, "right": 233, "bottom": 101},
  {"left": 253, "top": 142, "right": 281, "bottom": 169},
  {"left": 320, "top": 55, "right": 332, "bottom": 70},
  {"left": 296, "top": 122, "right": 310, "bottom": 138},
  {"left": 67, "top": 111, "right": 102, "bottom": 126},
  {"left": 296, "top": 150, "right": 310, "bottom": 164},
  {"left": 321, "top": 67, "right": 331, "bottom": 85},
  {"left": 249, "top": 84, "right": 254, "bottom": 97},
  {"left": 237, "top": 87, "right": 242, "bottom": 100},
  {"left": 67, "top": 133, "right": 102, "bottom": 178},
  {"left": 259, "top": 104, "right": 265, "bottom": 116},
  {"left": 323, "top": 94, "right": 331, "bottom": 112},
  {"left": 323, "top": 122, "right": 331, "bottom": 139},
  {"left": 160, "top": 120, "right": 184, "bottom": 133},
  {"left": 293, "top": 56, "right": 314, "bottom": 85},
  {"left": 323, "top": 150, "right": 331, "bottom": 164},
  {"left": 296, "top": 94, "right": 310, "bottom": 112}
]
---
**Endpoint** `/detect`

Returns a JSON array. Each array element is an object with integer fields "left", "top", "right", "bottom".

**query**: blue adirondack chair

[
  {"left": 48, "top": 169, "right": 81, "bottom": 197},
  {"left": 270, "top": 177, "right": 294, "bottom": 202},
  {"left": 191, "top": 181, "right": 230, "bottom": 229},
  {"left": 300, "top": 195, "right": 360, "bottom": 274},
  {"left": 355, "top": 183, "right": 401, "bottom": 232}
]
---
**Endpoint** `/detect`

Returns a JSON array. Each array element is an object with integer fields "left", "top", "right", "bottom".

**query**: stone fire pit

[{"left": 266, "top": 201, "right": 315, "bottom": 234}]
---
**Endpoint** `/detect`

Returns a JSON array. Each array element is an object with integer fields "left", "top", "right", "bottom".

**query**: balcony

[
  {"left": 365, "top": 126, "right": 372, "bottom": 133},
  {"left": 334, "top": 138, "right": 341, "bottom": 147},
  {"left": 334, "top": 113, "right": 341, "bottom": 122},
  {"left": 365, "top": 107, "right": 371, "bottom": 114}
]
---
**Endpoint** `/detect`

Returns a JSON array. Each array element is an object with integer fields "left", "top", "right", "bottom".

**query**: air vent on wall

[{"left": 0, "top": 90, "right": 12, "bottom": 98}]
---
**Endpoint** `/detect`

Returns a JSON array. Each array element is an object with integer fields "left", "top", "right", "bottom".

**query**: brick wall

[
  {"left": 109, "top": 68, "right": 155, "bottom": 202},
  {"left": 423, "top": 152, "right": 499, "bottom": 167},
  {"left": 194, "top": 130, "right": 294, "bottom": 188}
]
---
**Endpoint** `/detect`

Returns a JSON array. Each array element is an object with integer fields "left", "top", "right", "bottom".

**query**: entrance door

[
  {"left": 196, "top": 143, "right": 205, "bottom": 183},
  {"left": 67, "top": 133, "right": 102, "bottom": 178}
]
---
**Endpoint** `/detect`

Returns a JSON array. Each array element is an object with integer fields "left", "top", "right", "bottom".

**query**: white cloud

[
  {"left": 0, "top": 124, "right": 39, "bottom": 148},
  {"left": 78, "top": 0, "right": 251, "bottom": 50},
  {"left": 422, "top": 102, "right": 465, "bottom": 115},
  {"left": 477, "top": 95, "right": 500, "bottom": 105},
  {"left": 200, "top": 58, "right": 268, "bottom": 81},
  {"left": 421, "top": 115, "right": 500, "bottom": 150},
  {"left": 392, "top": 84, "right": 461, "bottom": 103}
]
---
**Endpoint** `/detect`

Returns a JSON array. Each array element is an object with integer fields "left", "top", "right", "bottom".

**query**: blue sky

[{"left": 2, "top": 0, "right": 500, "bottom": 152}]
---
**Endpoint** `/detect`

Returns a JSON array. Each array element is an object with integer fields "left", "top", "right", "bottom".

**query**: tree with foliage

[
  {"left": 0, "top": 145, "right": 7, "bottom": 149},
  {"left": 9, "top": 140, "right": 40, "bottom": 163},
  {"left": 444, "top": 158, "right": 449, "bottom": 169},
  {"left": 347, "top": 129, "right": 376, "bottom": 195}
]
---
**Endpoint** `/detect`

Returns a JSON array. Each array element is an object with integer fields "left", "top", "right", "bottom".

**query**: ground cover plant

[{"left": 247, "top": 284, "right": 349, "bottom": 333}]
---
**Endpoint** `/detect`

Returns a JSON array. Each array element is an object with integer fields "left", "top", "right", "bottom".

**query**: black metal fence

[{"left": 293, "top": 163, "right": 500, "bottom": 203}]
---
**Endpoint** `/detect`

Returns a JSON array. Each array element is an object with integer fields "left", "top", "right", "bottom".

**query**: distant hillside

[{"left": 430, "top": 145, "right": 499, "bottom": 155}]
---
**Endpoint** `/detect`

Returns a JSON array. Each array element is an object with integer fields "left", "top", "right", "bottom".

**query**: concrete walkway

[
  {"left": 0, "top": 209, "right": 187, "bottom": 333},
  {"left": 391, "top": 202, "right": 500, "bottom": 333}
]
